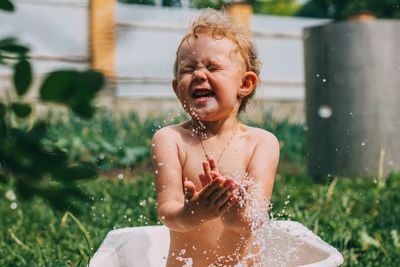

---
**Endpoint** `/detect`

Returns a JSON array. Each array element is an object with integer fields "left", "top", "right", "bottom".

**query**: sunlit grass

[{"left": 1, "top": 172, "right": 399, "bottom": 266}]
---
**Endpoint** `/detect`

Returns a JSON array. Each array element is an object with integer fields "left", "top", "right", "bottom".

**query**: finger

[
  {"left": 218, "top": 195, "right": 238, "bottom": 213},
  {"left": 213, "top": 189, "right": 232, "bottom": 206},
  {"left": 223, "top": 177, "right": 237, "bottom": 187},
  {"left": 208, "top": 158, "right": 219, "bottom": 173},
  {"left": 209, "top": 170, "right": 223, "bottom": 180},
  {"left": 184, "top": 180, "right": 196, "bottom": 200},
  {"left": 200, "top": 177, "right": 224, "bottom": 199},
  {"left": 199, "top": 173, "right": 211, "bottom": 188},
  {"left": 208, "top": 184, "right": 232, "bottom": 203},
  {"left": 202, "top": 161, "right": 212, "bottom": 181}
]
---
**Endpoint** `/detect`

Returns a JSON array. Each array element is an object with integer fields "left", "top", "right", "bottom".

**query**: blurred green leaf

[
  {"left": 45, "top": 149, "right": 68, "bottom": 169},
  {"left": 11, "top": 103, "right": 31, "bottom": 118},
  {"left": 0, "top": 37, "right": 17, "bottom": 46},
  {"left": 15, "top": 180, "right": 35, "bottom": 200},
  {"left": 0, "top": 44, "right": 29, "bottom": 54},
  {"left": 79, "top": 70, "right": 104, "bottom": 96},
  {"left": 29, "top": 121, "right": 47, "bottom": 139},
  {"left": 39, "top": 70, "right": 78, "bottom": 102},
  {"left": 0, "top": 103, "right": 6, "bottom": 138},
  {"left": 13, "top": 58, "right": 32, "bottom": 96},
  {"left": 39, "top": 70, "right": 104, "bottom": 118},
  {"left": 0, "top": 0, "right": 14, "bottom": 12},
  {"left": 0, "top": 172, "right": 8, "bottom": 183},
  {"left": 71, "top": 103, "right": 95, "bottom": 119},
  {"left": 296, "top": 0, "right": 400, "bottom": 20},
  {"left": 55, "top": 164, "right": 98, "bottom": 182},
  {"left": 40, "top": 186, "right": 91, "bottom": 213}
]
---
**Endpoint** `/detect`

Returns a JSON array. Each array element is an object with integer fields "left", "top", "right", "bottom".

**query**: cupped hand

[{"left": 183, "top": 159, "right": 239, "bottom": 221}]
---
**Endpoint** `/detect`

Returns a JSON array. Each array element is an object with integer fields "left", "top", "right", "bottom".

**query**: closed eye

[
  {"left": 207, "top": 64, "right": 222, "bottom": 72},
  {"left": 180, "top": 67, "right": 194, "bottom": 74}
]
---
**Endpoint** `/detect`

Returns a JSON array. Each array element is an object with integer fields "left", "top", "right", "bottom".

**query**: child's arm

[{"left": 152, "top": 127, "right": 237, "bottom": 232}]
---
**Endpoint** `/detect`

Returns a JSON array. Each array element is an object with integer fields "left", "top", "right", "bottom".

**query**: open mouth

[{"left": 192, "top": 89, "right": 216, "bottom": 100}]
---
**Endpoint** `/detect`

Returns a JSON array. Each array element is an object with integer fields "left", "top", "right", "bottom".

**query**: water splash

[
  {"left": 175, "top": 249, "right": 193, "bottom": 267},
  {"left": 318, "top": 105, "right": 332, "bottom": 119}
]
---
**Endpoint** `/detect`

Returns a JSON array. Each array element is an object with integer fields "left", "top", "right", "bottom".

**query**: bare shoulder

[
  {"left": 242, "top": 124, "right": 280, "bottom": 150},
  {"left": 152, "top": 122, "right": 188, "bottom": 142}
]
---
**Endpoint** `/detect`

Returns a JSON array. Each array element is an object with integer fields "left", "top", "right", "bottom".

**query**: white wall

[
  {"left": 116, "top": 4, "right": 329, "bottom": 100},
  {"left": 0, "top": 0, "right": 88, "bottom": 76}
]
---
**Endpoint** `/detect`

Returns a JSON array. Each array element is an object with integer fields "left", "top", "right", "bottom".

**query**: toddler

[{"left": 152, "top": 9, "right": 279, "bottom": 267}]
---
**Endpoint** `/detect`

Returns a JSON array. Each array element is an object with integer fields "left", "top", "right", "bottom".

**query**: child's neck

[{"left": 191, "top": 116, "right": 239, "bottom": 138}]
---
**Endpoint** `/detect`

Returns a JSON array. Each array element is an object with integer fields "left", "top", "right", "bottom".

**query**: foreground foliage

[{"left": 1, "top": 0, "right": 104, "bottom": 211}]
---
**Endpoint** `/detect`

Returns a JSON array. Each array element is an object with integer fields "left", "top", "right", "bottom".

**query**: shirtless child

[{"left": 152, "top": 9, "right": 280, "bottom": 267}]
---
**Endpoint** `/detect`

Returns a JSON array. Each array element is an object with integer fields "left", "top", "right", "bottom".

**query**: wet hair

[{"left": 173, "top": 9, "right": 262, "bottom": 113}]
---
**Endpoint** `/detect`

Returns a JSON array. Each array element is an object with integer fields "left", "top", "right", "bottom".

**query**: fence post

[
  {"left": 224, "top": 0, "right": 253, "bottom": 33},
  {"left": 89, "top": 0, "right": 116, "bottom": 106}
]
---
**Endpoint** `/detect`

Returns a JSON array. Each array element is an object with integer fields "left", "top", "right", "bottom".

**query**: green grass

[
  {"left": 272, "top": 172, "right": 400, "bottom": 266},
  {"left": 42, "top": 110, "right": 305, "bottom": 170},
  {"left": 1, "top": 110, "right": 399, "bottom": 266},
  {"left": 1, "top": 172, "right": 399, "bottom": 266},
  {"left": 0, "top": 175, "right": 159, "bottom": 266}
]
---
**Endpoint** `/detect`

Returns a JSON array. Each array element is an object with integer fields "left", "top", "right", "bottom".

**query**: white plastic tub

[{"left": 90, "top": 221, "right": 343, "bottom": 267}]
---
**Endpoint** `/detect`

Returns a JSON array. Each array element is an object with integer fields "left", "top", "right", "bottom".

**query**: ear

[{"left": 238, "top": 71, "right": 257, "bottom": 97}]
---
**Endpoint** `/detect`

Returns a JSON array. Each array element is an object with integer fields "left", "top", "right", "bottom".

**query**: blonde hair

[{"left": 173, "top": 9, "right": 262, "bottom": 113}]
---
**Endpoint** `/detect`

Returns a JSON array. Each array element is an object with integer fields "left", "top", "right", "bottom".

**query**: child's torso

[{"left": 167, "top": 124, "right": 257, "bottom": 266}]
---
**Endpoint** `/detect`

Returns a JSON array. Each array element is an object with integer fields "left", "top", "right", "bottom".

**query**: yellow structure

[
  {"left": 224, "top": 2, "right": 253, "bottom": 33},
  {"left": 89, "top": 0, "right": 116, "bottom": 79}
]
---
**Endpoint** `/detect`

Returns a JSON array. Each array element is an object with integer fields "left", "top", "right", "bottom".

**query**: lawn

[{"left": 0, "top": 110, "right": 399, "bottom": 266}]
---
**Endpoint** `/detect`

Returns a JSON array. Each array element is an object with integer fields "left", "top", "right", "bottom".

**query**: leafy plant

[
  {"left": 296, "top": 0, "right": 400, "bottom": 20},
  {"left": 254, "top": 0, "right": 300, "bottom": 16},
  {"left": 0, "top": 1, "right": 104, "bottom": 212},
  {"left": 43, "top": 110, "right": 156, "bottom": 170}
]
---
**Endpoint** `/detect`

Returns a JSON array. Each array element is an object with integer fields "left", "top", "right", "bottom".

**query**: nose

[{"left": 192, "top": 68, "right": 207, "bottom": 83}]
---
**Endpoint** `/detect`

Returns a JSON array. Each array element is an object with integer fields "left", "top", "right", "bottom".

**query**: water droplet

[
  {"left": 361, "top": 142, "right": 365, "bottom": 146},
  {"left": 318, "top": 105, "right": 332, "bottom": 119},
  {"left": 322, "top": 78, "right": 327, "bottom": 83},
  {"left": 10, "top": 202, "right": 17, "bottom": 209},
  {"left": 5, "top": 190, "right": 16, "bottom": 201}
]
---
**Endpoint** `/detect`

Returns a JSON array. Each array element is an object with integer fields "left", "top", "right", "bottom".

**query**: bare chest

[{"left": 179, "top": 140, "right": 254, "bottom": 187}]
